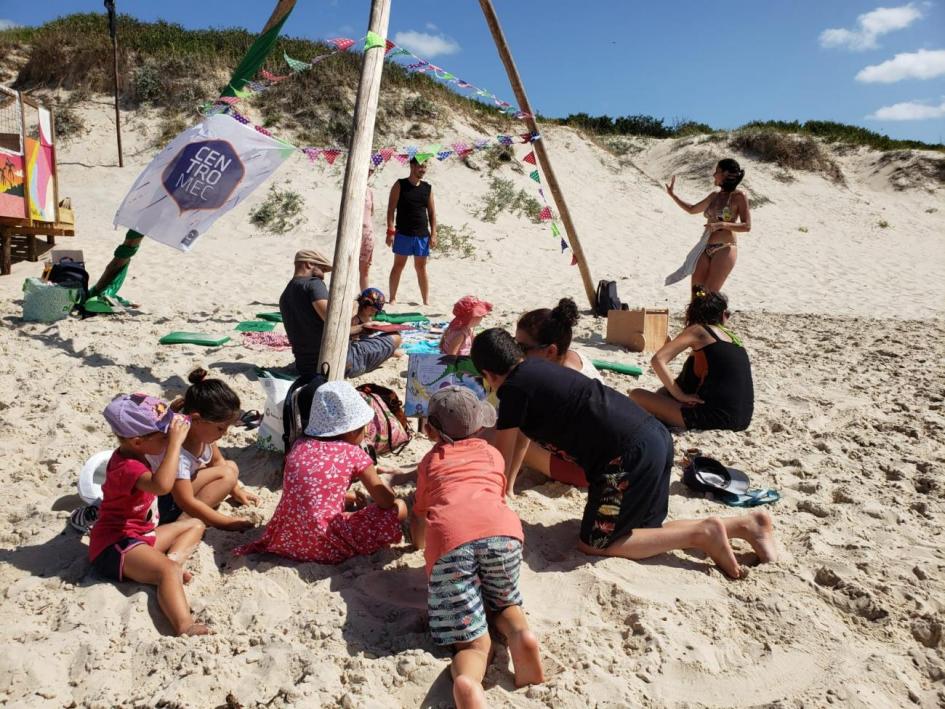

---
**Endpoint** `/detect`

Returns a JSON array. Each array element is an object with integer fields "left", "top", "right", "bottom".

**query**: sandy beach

[{"left": 0, "top": 101, "right": 943, "bottom": 708}]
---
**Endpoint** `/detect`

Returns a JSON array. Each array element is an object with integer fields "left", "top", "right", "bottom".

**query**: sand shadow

[{"left": 217, "top": 444, "right": 283, "bottom": 493}]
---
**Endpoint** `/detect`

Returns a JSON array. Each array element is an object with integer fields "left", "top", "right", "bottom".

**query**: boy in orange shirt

[{"left": 411, "top": 386, "right": 544, "bottom": 709}]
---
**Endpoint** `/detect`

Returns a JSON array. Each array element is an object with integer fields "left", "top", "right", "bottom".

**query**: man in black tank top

[{"left": 386, "top": 158, "right": 437, "bottom": 305}]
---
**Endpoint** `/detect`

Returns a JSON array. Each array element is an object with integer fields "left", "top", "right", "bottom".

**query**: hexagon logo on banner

[{"left": 161, "top": 139, "right": 245, "bottom": 212}]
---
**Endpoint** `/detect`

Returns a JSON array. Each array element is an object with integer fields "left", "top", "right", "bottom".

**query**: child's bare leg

[
  {"left": 522, "top": 442, "right": 552, "bottom": 478},
  {"left": 493, "top": 605, "right": 544, "bottom": 687},
  {"left": 577, "top": 518, "right": 742, "bottom": 578},
  {"left": 153, "top": 519, "right": 206, "bottom": 582},
  {"left": 451, "top": 635, "right": 490, "bottom": 709},
  {"left": 628, "top": 388, "right": 686, "bottom": 429},
  {"left": 190, "top": 461, "right": 239, "bottom": 509},
  {"left": 693, "top": 510, "right": 777, "bottom": 562},
  {"left": 122, "top": 543, "right": 210, "bottom": 636}
]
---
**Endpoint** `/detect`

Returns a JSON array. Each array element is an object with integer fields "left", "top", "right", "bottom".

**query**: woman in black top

[
  {"left": 472, "top": 328, "right": 776, "bottom": 579},
  {"left": 630, "top": 290, "right": 753, "bottom": 431}
]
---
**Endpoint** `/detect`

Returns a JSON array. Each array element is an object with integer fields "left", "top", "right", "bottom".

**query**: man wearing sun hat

[{"left": 280, "top": 248, "right": 334, "bottom": 378}]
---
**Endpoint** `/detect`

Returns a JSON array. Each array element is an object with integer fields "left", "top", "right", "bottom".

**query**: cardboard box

[{"left": 606, "top": 308, "right": 669, "bottom": 352}]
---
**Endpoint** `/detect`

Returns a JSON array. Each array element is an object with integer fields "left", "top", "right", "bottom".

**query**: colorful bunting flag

[
  {"left": 529, "top": 170, "right": 540, "bottom": 182},
  {"left": 322, "top": 149, "right": 342, "bottom": 165},
  {"left": 560, "top": 239, "right": 568, "bottom": 252},
  {"left": 436, "top": 150, "right": 453, "bottom": 161},
  {"left": 379, "top": 147, "right": 395, "bottom": 162},
  {"left": 523, "top": 151, "right": 536, "bottom": 165},
  {"left": 385, "top": 39, "right": 396, "bottom": 53},
  {"left": 363, "top": 31, "right": 385, "bottom": 51},
  {"left": 303, "top": 148, "right": 321, "bottom": 163},
  {"left": 328, "top": 38, "right": 356, "bottom": 52},
  {"left": 497, "top": 135, "right": 513, "bottom": 146},
  {"left": 260, "top": 69, "right": 289, "bottom": 83},
  {"left": 371, "top": 152, "right": 384, "bottom": 167},
  {"left": 284, "top": 52, "right": 311, "bottom": 72},
  {"left": 539, "top": 206, "right": 553, "bottom": 221},
  {"left": 520, "top": 133, "right": 534, "bottom": 144},
  {"left": 571, "top": 254, "right": 578, "bottom": 266},
  {"left": 394, "top": 153, "right": 409, "bottom": 165},
  {"left": 551, "top": 222, "right": 561, "bottom": 237},
  {"left": 255, "top": 125, "right": 273, "bottom": 137},
  {"left": 405, "top": 146, "right": 418, "bottom": 158}
]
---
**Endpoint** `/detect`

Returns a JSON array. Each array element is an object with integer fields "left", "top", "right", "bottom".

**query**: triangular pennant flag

[
  {"left": 425, "top": 144, "right": 443, "bottom": 155},
  {"left": 560, "top": 238, "right": 568, "bottom": 252},
  {"left": 284, "top": 51, "right": 311, "bottom": 72},
  {"left": 303, "top": 148, "right": 321, "bottom": 163},
  {"left": 230, "top": 85, "right": 253, "bottom": 99},
  {"left": 520, "top": 133, "right": 533, "bottom": 144},
  {"left": 538, "top": 188, "right": 545, "bottom": 199},
  {"left": 379, "top": 147, "right": 395, "bottom": 162},
  {"left": 405, "top": 145, "right": 419, "bottom": 158},
  {"left": 452, "top": 142, "right": 471, "bottom": 157},
  {"left": 364, "top": 31, "right": 385, "bottom": 51},
  {"left": 414, "top": 152, "right": 434, "bottom": 164},
  {"left": 388, "top": 47, "right": 411, "bottom": 58},
  {"left": 370, "top": 152, "right": 384, "bottom": 167},
  {"left": 522, "top": 151, "right": 536, "bottom": 165},
  {"left": 436, "top": 150, "right": 453, "bottom": 161},
  {"left": 474, "top": 139, "right": 490, "bottom": 150},
  {"left": 539, "top": 206, "right": 553, "bottom": 221},
  {"left": 385, "top": 39, "right": 396, "bottom": 53},
  {"left": 322, "top": 149, "right": 342, "bottom": 165},
  {"left": 456, "top": 80, "right": 472, "bottom": 89},
  {"left": 328, "top": 37, "right": 356, "bottom": 52},
  {"left": 571, "top": 253, "right": 578, "bottom": 266},
  {"left": 497, "top": 135, "right": 513, "bottom": 146},
  {"left": 529, "top": 169, "right": 540, "bottom": 183},
  {"left": 551, "top": 222, "right": 561, "bottom": 237},
  {"left": 441, "top": 71, "right": 455, "bottom": 80},
  {"left": 244, "top": 81, "right": 267, "bottom": 92},
  {"left": 230, "top": 111, "right": 251, "bottom": 125},
  {"left": 394, "top": 153, "right": 410, "bottom": 165},
  {"left": 260, "top": 69, "right": 289, "bottom": 83},
  {"left": 215, "top": 96, "right": 241, "bottom": 106},
  {"left": 407, "top": 61, "right": 429, "bottom": 72},
  {"left": 254, "top": 125, "right": 273, "bottom": 137}
]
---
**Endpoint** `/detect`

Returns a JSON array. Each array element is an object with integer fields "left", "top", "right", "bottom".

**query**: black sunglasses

[{"left": 516, "top": 340, "right": 549, "bottom": 353}]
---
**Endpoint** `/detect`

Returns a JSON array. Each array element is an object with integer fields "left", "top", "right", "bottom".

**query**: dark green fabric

[{"left": 113, "top": 243, "right": 139, "bottom": 258}]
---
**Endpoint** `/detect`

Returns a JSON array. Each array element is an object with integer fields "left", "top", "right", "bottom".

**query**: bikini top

[{"left": 703, "top": 191, "right": 735, "bottom": 222}]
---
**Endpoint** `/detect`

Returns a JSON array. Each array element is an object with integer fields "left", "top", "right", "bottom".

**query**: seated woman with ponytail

[
  {"left": 629, "top": 290, "right": 753, "bottom": 432},
  {"left": 513, "top": 297, "right": 600, "bottom": 487}
]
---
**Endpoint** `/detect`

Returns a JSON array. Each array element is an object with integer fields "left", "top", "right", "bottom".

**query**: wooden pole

[
  {"left": 478, "top": 0, "right": 597, "bottom": 309},
  {"left": 105, "top": 1, "right": 123, "bottom": 167},
  {"left": 318, "top": 0, "right": 391, "bottom": 381}
]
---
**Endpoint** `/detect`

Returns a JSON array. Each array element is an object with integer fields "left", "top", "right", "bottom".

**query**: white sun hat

[
  {"left": 304, "top": 381, "right": 376, "bottom": 438},
  {"left": 79, "top": 449, "right": 113, "bottom": 505}
]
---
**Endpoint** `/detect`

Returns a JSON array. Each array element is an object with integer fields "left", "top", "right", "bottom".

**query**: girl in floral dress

[{"left": 234, "top": 382, "right": 406, "bottom": 563}]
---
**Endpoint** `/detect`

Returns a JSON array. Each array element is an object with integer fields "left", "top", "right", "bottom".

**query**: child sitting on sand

[
  {"left": 89, "top": 394, "right": 209, "bottom": 636},
  {"left": 234, "top": 381, "right": 406, "bottom": 563},
  {"left": 440, "top": 296, "right": 492, "bottom": 356},
  {"left": 412, "top": 386, "right": 544, "bottom": 707},
  {"left": 147, "top": 369, "right": 257, "bottom": 532}
]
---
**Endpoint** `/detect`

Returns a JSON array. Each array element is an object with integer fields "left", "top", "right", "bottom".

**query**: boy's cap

[
  {"left": 294, "top": 248, "right": 333, "bottom": 272},
  {"left": 428, "top": 386, "right": 496, "bottom": 441},
  {"left": 358, "top": 287, "right": 386, "bottom": 311},
  {"left": 104, "top": 393, "right": 174, "bottom": 438}
]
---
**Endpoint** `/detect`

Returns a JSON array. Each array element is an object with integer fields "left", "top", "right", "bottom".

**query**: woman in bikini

[
  {"left": 629, "top": 289, "right": 753, "bottom": 432},
  {"left": 665, "top": 158, "right": 750, "bottom": 292}
]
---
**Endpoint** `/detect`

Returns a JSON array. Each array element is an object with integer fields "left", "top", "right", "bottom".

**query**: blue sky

[{"left": 2, "top": 1, "right": 944, "bottom": 143}]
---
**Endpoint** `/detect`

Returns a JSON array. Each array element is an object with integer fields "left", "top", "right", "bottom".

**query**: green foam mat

[
  {"left": 159, "top": 332, "right": 232, "bottom": 346},
  {"left": 374, "top": 311, "right": 429, "bottom": 325},
  {"left": 255, "top": 312, "right": 283, "bottom": 323},
  {"left": 591, "top": 359, "right": 643, "bottom": 377},
  {"left": 235, "top": 320, "right": 276, "bottom": 332}
]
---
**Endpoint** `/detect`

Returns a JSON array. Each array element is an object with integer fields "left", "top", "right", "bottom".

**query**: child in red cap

[{"left": 440, "top": 296, "right": 492, "bottom": 356}]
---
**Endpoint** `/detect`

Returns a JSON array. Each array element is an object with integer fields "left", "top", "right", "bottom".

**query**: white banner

[{"left": 114, "top": 114, "right": 292, "bottom": 251}]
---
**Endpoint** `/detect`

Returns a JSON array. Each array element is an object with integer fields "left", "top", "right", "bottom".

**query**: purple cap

[{"left": 103, "top": 393, "right": 174, "bottom": 438}]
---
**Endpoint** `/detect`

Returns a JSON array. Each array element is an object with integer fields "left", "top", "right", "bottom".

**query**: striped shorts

[{"left": 427, "top": 536, "right": 523, "bottom": 646}]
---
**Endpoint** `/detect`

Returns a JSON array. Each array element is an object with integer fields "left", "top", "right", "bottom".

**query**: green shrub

[
  {"left": 731, "top": 129, "right": 845, "bottom": 183},
  {"left": 432, "top": 223, "right": 476, "bottom": 259},
  {"left": 403, "top": 94, "right": 437, "bottom": 120},
  {"left": 878, "top": 219, "right": 890, "bottom": 229},
  {"left": 249, "top": 184, "right": 305, "bottom": 235},
  {"left": 477, "top": 177, "right": 544, "bottom": 223}
]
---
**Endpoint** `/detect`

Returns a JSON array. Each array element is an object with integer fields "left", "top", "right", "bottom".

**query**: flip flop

[
  {"left": 717, "top": 488, "right": 781, "bottom": 507},
  {"left": 239, "top": 410, "right": 263, "bottom": 430},
  {"left": 69, "top": 504, "right": 99, "bottom": 534}
]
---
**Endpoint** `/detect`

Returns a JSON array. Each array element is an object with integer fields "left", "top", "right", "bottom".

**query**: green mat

[
  {"left": 592, "top": 359, "right": 643, "bottom": 377},
  {"left": 374, "top": 311, "right": 429, "bottom": 325},
  {"left": 235, "top": 320, "right": 276, "bottom": 332},
  {"left": 255, "top": 312, "right": 283, "bottom": 323},
  {"left": 254, "top": 366, "right": 296, "bottom": 381},
  {"left": 159, "top": 332, "right": 232, "bottom": 347}
]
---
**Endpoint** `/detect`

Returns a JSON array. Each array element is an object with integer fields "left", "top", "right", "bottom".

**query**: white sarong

[{"left": 665, "top": 228, "right": 710, "bottom": 286}]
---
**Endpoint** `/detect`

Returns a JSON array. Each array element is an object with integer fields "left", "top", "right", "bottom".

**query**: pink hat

[{"left": 451, "top": 296, "right": 492, "bottom": 326}]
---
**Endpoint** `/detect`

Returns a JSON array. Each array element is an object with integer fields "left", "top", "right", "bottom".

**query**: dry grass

[{"left": 730, "top": 129, "right": 845, "bottom": 183}]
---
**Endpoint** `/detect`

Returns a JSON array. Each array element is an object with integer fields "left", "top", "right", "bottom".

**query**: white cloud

[
  {"left": 0, "top": 19, "right": 20, "bottom": 30},
  {"left": 820, "top": 3, "right": 922, "bottom": 51},
  {"left": 868, "top": 98, "right": 945, "bottom": 120},
  {"left": 392, "top": 30, "right": 459, "bottom": 58},
  {"left": 856, "top": 48, "right": 945, "bottom": 82},
  {"left": 425, "top": 22, "right": 439, "bottom": 31}
]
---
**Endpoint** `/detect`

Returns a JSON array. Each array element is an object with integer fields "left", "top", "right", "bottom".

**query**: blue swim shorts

[
  {"left": 392, "top": 233, "right": 430, "bottom": 257},
  {"left": 427, "top": 536, "right": 523, "bottom": 646}
]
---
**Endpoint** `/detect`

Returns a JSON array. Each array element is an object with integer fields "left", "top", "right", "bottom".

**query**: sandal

[
  {"left": 238, "top": 410, "right": 263, "bottom": 430},
  {"left": 69, "top": 504, "right": 99, "bottom": 535}
]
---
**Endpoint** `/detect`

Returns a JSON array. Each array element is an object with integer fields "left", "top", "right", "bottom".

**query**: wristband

[{"left": 386, "top": 228, "right": 396, "bottom": 237}]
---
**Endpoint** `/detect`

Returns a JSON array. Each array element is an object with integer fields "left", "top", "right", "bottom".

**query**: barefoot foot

[
  {"left": 452, "top": 674, "right": 486, "bottom": 709},
  {"left": 508, "top": 629, "right": 545, "bottom": 687},
  {"left": 696, "top": 518, "right": 742, "bottom": 578},
  {"left": 181, "top": 622, "right": 212, "bottom": 636},
  {"left": 743, "top": 509, "right": 778, "bottom": 563}
]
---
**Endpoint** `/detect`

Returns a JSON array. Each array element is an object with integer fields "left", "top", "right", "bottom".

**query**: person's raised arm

[
  {"left": 666, "top": 176, "right": 714, "bottom": 215},
  {"left": 495, "top": 426, "right": 529, "bottom": 496},
  {"left": 427, "top": 189, "right": 437, "bottom": 248},
  {"left": 386, "top": 182, "right": 400, "bottom": 247},
  {"left": 135, "top": 415, "right": 190, "bottom": 495},
  {"left": 651, "top": 326, "right": 705, "bottom": 405}
]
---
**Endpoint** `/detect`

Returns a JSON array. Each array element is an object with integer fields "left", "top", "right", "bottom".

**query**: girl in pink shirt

[
  {"left": 411, "top": 386, "right": 544, "bottom": 708},
  {"left": 440, "top": 295, "right": 492, "bottom": 356}
]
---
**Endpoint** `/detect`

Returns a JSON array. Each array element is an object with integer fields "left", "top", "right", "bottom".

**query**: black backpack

[
  {"left": 595, "top": 279, "right": 622, "bottom": 316},
  {"left": 282, "top": 367, "right": 329, "bottom": 452},
  {"left": 49, "top": 262, "right": 90, "bottom": 305}
]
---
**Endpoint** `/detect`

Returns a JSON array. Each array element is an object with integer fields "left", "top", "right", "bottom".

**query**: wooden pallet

[{"left": 0, "top": 222, "right": 76, "bottom": 275}]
